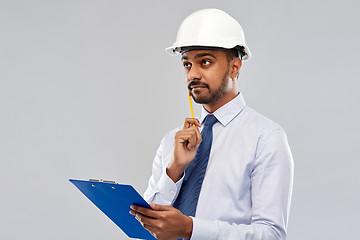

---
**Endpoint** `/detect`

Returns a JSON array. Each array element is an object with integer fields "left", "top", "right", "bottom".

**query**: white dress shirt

[{"left": 144, "top": 93, "right": 294, "bottom": 240}]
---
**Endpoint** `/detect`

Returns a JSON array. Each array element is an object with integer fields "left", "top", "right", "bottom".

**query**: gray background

[{"left": 0, "top": 0, "right": 359, "bottom": 239}]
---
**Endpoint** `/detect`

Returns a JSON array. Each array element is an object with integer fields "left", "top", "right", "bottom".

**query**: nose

[{"left": 187, "top": 64, "right": 201, "bottom": 81}]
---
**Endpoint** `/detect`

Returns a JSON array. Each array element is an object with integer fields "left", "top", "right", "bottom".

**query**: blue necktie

[{"left": 173, "top": 114, "right": 218, "bottom": 217}]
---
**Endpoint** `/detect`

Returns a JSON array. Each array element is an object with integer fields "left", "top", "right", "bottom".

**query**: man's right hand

[{"left": 166, "top": 118, "right": 202, "bottom": 182}]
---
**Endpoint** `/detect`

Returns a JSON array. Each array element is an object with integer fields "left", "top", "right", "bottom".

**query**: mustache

[{"left": 187, "top": 81, "right": 209, "bottom": 91}]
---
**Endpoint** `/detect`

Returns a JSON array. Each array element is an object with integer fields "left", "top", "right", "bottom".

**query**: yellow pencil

[{"left": 188, "top": 92, "right": 195, "bottom": 126}]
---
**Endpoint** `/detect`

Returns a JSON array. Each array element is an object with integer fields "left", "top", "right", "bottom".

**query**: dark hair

[
  {"left": 225, "top": 46, "right": 246, "bottom": 61},
  {"left": 180, "top": 45, "right": 246, "bottom": 61}
]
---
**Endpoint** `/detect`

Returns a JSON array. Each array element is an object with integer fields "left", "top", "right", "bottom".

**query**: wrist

[
  {"left": 166, "top": 161, "right": 186, "bottom": 182},
  {"left": 182, "top": 216, "right": 193, "bottom": 239}
]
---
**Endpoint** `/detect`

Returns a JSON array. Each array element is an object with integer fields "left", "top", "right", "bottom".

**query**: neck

[{"left": 203, "top": 90, "right": 239, "bottom": 113}]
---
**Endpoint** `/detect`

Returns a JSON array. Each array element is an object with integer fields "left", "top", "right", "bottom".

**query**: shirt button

[{"left": 170, "top": 190, "right": 175, "bottom": 194}]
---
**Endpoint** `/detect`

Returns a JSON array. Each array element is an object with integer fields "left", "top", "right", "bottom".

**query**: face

[{"left": 181, "top": 50, "right": 234, "bottom": 105}]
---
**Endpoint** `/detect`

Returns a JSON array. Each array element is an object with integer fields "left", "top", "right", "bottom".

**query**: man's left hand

[{"left": 130, "top": 203, "right": 193, "bottom": 240}]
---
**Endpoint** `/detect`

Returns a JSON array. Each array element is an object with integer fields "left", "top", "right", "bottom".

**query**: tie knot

[{"left": 203, "top": 114, "right": 218, "bottom": 127}]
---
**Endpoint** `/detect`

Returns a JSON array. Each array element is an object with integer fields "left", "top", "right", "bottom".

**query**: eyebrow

[{"left": 181, "top": 52, "right": 217, "bottom": 61}]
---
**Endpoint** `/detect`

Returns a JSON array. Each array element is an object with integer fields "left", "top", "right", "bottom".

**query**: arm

[
  {"left": 191, "top": 129, "right": 294, "bottom": 240},
  {"left": 138, "top": 129, "right": 293, "bottom": 240},
  {"left": 137, "top": 118, "right": 201, "bottom": 239},
  {"left": 144, "top": 118, "right": 202, "bottom": 205},
  {"left": 143, "top": 134, "right": 183, "bottom": 206}
]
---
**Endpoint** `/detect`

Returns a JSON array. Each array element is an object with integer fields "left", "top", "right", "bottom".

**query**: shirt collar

[{"left": 199, "top": 92, "right": 247, "bottom": 127}]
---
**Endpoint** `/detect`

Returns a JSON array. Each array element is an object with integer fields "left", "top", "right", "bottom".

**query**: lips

[{"left": 191, "top": 85, "right": 207, "bottom": 89}]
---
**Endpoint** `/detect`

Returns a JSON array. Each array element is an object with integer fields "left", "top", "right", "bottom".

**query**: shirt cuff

[
  {"left": 156, "top": 171, "right": 184, "bottom": 205},
  {"left": 190, "top": 217, "right": 218, "bottom": 240}
]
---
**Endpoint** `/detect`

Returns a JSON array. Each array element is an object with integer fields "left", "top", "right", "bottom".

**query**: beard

[{"left": 188, "top": 68, "right": 231, "bottom": 104}]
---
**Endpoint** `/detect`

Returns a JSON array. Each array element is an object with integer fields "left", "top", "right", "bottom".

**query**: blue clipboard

[{"left": 69, "top": 179, "right": 156, "bottom": 240}]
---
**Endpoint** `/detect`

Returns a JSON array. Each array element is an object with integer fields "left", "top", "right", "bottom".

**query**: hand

[
  {"left": 167, "top": 118, "right": 202, "bottom": 182},
  {"left": 130, "top": 203, "right": 193, "bottom": 240}
]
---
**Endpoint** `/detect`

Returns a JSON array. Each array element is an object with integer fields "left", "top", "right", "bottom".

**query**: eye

[
  {"left": 183, "top": 62, "right": 192, "bottom": 69},
  {"left": 202, "top": 59, "right": 211, "bottom": 65}
]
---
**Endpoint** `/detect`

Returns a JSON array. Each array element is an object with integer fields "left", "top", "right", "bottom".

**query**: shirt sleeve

[
  {"left": 144, "top": 133, "right": 185, "bottom": 206},
  {"left": 190, "top": 129, "right": 294, "bottom": 240}
]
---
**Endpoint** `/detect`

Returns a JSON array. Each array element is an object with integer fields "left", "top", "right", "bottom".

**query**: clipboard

[{"left": 69, "top": 179, "right": 156, "bottom": 240}]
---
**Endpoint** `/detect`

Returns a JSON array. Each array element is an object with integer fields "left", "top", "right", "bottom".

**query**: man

[{"left": 130, "top": 9, "right": 294, "bottom": 240}]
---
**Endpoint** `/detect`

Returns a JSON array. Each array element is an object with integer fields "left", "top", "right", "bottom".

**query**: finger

[
  {"left": 176, "top": 131, "right": 198, "bottom": 150},
  {"left": 195, "top": 127, "right": 202, "bottom": 147},
  {"left": 183, "top": 118, "right": 201, "bottom": 129},
  {"left": 176, "top": 129, "right": 201, "bottom": 151},
  {"left": 142, "top": 223, "right": 157, "bottom": 235},
  {"left": 186, "top": 131, "right": 198, "bottom": 151},
  {"left": 134, "top": 211, "right": 157, "bottom": 226},
  {"left": 130, "top": 209, "right": 151, "bottom": 218},
  {"left": 188, "top": 127, "right": 202, "bottom": 149},
  {"left": 176, "top": 127, "right": 200, "bottom": 141},
  {"left": 131, "top": 209, "right": 161, "bottom": 230},
  {"left": 130, "top": 205, "right": 159, "bottom": 219},
  {"left": 132, "top": 213, "right": 159, "bottom": 235},
  {"left": 182, "top": 127, "right": 202, "bottom": 148},
  {"left": 149, "top": 202, "right": 172, "bottom": 211},
  {"left": 175, "top": 130, "right": 197, "bottom": 144},
  {"left": 141, "top": 224, "right": 159, "bottom": 240}
]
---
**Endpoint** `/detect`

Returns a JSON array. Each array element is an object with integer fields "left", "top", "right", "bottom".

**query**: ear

[{"left": 230, "top": 58, "right": 242, "bottom": 79}]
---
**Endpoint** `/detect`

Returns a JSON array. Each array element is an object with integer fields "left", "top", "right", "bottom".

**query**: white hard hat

[{"left": 166, "top": 9, "right": 251, "bottom": 60}]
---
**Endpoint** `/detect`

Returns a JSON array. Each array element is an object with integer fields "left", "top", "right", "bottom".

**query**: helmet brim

[{"left": 165, "top": 44, "right": 251, "bottom": 60}]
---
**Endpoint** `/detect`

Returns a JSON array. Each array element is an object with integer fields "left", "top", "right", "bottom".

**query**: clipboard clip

[{"left": 89, "top": 179, "right": 117, "bottom": 184}]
